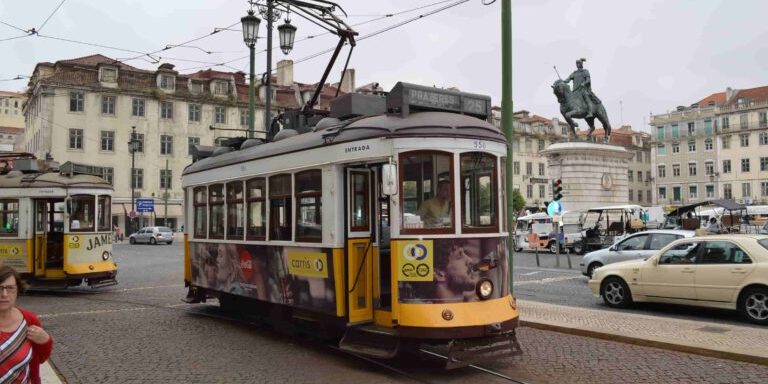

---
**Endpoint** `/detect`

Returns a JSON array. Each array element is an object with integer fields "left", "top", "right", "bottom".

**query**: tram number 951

[{"left": 473, "top": 140, "right": 487, "bottom": 150}]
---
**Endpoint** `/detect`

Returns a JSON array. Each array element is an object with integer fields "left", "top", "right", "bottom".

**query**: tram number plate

[{"left": 473, "top": 140, "right": 487, "bottom": 150}]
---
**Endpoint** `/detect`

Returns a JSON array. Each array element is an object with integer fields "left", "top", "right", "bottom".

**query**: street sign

[
  {"left": 136, "top": 198, "right": 155, "bottom": 213},
  {"left": 547, "top": 201, "right": 562, "bottom": 217}
]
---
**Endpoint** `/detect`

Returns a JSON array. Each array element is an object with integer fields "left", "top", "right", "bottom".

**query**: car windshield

[{"left": 759, "top": 239, "right": 768, "bottom": 251}]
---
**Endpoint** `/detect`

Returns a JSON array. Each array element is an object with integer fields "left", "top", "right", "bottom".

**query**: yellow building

[{"left": 0, "top": 90, "right": 26, "bottom": 151}]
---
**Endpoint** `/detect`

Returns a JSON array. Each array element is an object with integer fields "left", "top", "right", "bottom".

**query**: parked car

[
  {"left": 589, "top": 234, "right": 768, "bottom": 324},
  {"left": 580, "top": 230, "right": 695, "bottom": 278},
  {"left": 129, "top": 226, "right": 174, "bottom": 245}
]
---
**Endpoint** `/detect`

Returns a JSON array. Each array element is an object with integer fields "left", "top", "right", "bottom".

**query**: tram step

[
  {"left": 444, "top": 330, "right": 523, "bottom": 369},
  {"left": 339, "top": 325, "right": 400, "bottom": 359}
]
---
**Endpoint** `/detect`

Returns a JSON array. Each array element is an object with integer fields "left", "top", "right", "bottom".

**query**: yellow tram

[
  {"left": 0, "top": 155, "right": 117, "bottom": 288},
  {"left": 182, "top": 83, "right": 521, "bottom": 367}
]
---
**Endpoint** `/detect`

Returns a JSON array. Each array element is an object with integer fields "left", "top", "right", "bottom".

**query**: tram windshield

[
  {"left": 69, "top": 195, "right": 95, "bottom": 232},
  {"left": 401, "top": 151, "right": 453, "bottom": 230}
]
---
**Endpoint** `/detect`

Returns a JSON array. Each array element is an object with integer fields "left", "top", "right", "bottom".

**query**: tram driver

[{"left": 417, "top": 179, "right": 451, "bottom": 227}]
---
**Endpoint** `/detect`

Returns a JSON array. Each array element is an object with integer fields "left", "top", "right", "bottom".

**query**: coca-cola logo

[{"left": 239, "top": 249, "right": 253, "bottom": 280}]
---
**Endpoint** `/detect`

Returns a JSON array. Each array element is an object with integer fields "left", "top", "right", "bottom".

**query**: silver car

[
  {"left": 129, "top": 226, "right": 174, "bottom": 245},
  {"left": 580, "top": 229, "right": 694, "bottom": 278}
]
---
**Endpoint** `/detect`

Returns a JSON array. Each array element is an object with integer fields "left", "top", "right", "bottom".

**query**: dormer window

[
  {"left": 212, "top": 80, "right": 230, "bottom": 96},
  {"left": 158, "top": 74, "right": 175, "bottom": 91},
  {"left": 189, "top": 81, "right": 202, "bottom": 94},
  {"left": 100, "top": 67, "right": 117, "bottom": 83}
]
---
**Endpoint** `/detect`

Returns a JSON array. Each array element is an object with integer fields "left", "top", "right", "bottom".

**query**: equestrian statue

[{"left": 552, "top": 58, "right": 612, "bottom": 143}]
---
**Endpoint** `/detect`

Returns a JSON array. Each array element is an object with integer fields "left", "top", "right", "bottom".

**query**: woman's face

[
  {"left": 0, "top": 275, "right": 18, "bottom": 311},
  {"left": 215, "top": 245, "right": 230, "bottom": 283}
]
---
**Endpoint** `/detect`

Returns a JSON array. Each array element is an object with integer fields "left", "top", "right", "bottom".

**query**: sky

[{"left": 2, "top": 0, "right": 768, "bottom": 132}]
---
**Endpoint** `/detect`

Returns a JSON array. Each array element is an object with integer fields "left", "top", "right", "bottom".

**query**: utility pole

[
  {"left": 164, "top": 159, "right": 169, "bottom": 227},
  {"left": 129, "top": 126, "right": 137, "bottom": 235},
  {"left": 264, "top": 0, "right": 274, "bottom": 133},
  {"left": 501, "top": 0, "right": 514, "bottom": 292}
]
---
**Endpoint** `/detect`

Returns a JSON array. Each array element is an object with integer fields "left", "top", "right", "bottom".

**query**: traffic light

[{"left": 552, "top": 179, "right": 563, "bottom": 202}]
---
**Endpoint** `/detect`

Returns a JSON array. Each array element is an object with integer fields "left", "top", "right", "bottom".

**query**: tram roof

[
  {"left": 183, "top": 111, "right": 505, "bottom": 176},
  {"left": 0, "top": 170, "right": 112, "bottom": 189}
]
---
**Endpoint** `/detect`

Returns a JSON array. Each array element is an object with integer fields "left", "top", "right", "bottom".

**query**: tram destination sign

[
  {"left": 387, "top": 82, "right": 491, "bottom": 121},
  {"left": 136, "top": 198, "right": 154, "bottom": 212}
]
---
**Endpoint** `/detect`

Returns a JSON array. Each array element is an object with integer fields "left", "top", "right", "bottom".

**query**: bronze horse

[{"left": 552, "top": 79, "right": 612, "bottom": 143}]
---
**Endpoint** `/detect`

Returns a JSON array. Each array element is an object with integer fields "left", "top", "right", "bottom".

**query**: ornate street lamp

[
  {"left": 241, "top": 9, "right": 261, "bottom": 139},
  {"left": 277, "top": 12, "right": 297, "bottom": 55}
]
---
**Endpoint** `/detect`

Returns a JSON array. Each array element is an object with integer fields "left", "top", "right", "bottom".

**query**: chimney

[
  {"left": 276, "top": 60, "right": 293, "bottom": 86},
  {"left": 725, "top": 86, "right": 735, "bottom": 102},
  {"left": 339, "top": 68, "right": 355, "bottom": 93}
]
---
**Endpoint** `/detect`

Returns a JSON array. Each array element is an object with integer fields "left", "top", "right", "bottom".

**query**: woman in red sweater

[{"left": 0, "top": 265, "right": 53, "bottom": 384}]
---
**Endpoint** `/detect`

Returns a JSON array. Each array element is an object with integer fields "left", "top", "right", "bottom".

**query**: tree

[{"left": 512, "top": 188, "right": 526, "bottom": 213}]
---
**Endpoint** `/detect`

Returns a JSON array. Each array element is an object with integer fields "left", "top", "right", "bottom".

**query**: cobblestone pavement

[{"left": 16, "top": 243, "right": 768, "bottom": 384}]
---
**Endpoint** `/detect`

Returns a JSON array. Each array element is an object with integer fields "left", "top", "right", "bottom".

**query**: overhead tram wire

[
  {"left": 37, "top": 0, "right": 68, "bottom": 33},
  {"left": 0, "top": 20, "right": 30, "bottom": 34}
]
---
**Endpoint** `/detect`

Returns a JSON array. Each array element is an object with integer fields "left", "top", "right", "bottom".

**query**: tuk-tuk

[
  {"left": 572, "top": 205, "right": 645, "bottom": 254},
  {"left": 513, "top": 212, "right": 553, "bottom": 252}
]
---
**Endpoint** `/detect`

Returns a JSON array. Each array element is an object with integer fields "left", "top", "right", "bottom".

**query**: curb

[
  {"left": 520, "top": 320, "right": 768, "bottom": 367},
  {"left": 41, "top": 360, "right": 65, "bottom": 384}
]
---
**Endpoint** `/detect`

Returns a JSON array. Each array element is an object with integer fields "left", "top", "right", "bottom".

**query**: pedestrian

[
  {"left": 0, "top": 265, "right": 53, "bottom": 384},
  {"left": 114, "top": 225, "right": 123, "bottom": 243}
]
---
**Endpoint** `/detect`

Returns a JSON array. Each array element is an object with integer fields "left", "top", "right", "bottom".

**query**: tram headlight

[
  {"left": 476, "top": 279, "right": 494, "bottom": 300},
  {"left": 102, "top": 251, "right": 111, "bottom": 261}
]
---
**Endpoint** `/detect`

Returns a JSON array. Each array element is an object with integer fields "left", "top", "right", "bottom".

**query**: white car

[
  {"left": 589, "top": 234, "right": 768, "bottom": 324},
  {"left": 580, "top": 230, "right": 695, "bottom": 278}
]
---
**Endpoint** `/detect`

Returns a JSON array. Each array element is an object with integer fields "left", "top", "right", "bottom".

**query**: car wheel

[
  {"left": 601, "top": 277, "right": 633, "bottom": 308},
  {"left": 168, "top": 241, "right": 173, "bottom": 245},
  {"left": 740, "top": 287, "right": 768, "bottom": 325},
  {"left": 129, "top": 237, "right": 136, "bottom": 245},
  {"left": 573, "top": 241, "right": 584, "bottom": 255},
  {"left": 150, "top": 237, "right": 157, "bottom": 245},
  {"left": 588, "top": 262, "right": 603, "bottom": 279},
  {"left": 549, "top": 241, "right": 560, "bottom": 254}
]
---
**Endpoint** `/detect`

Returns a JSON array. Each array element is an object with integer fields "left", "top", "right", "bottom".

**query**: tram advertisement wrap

[
  {"left": 66, "top": 234, "right": 113, "bottom": 264},
  {"left": 397, "top": 237, "right": 509, "bottom": 304},
  {"left": 0, "top": 241, "right": 28, "bottom": 271},
  {"left": 190, "top": 243, "right": 337, "bottom": 315}
]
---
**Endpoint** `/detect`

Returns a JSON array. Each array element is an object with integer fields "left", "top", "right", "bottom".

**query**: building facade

[
  {"left": 0, "top": 90, "right": 26, "bottom": 151},
  {"left": 651, "top": 85, "right": 768, "bottom": 207},
  {"left": 21, "top": 54, "right": 352, "bottom": 233}
]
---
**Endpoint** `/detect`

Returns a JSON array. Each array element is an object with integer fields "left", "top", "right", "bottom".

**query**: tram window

[
  {"left": 246, "top": 178, "right": 266, "bottom": 241},
  {"left": 400, "top": 151, "right": 453, "bottom": 233},
  {"left": 69, "top": 195, "right": 95, "bottom": 232},
  {"left": 350, "top": 171, "right": 369, "bottom": 232},
  {"left": 460, "top": 152, "right": 498, "bottom": 232},
  {"left": 269, "top": 174, "right": 292, "bottom": 241},
  {"left": 98, "top": 196, "right": 111, "bottom": 232},
  {"left": 193, "top": 187, "right": 207, "bottom": 238},
  {"left": 0, "top": 199, "right": 19, "bottom": 236},
  {"left": 295, "top": 170, "right": 322, "bottom": 242},
  {"left": 226, "top": 181, "right": 244, "bottom": 239},
  {"left": 209, "top": 184, "right": 225, "bottom": 239}
]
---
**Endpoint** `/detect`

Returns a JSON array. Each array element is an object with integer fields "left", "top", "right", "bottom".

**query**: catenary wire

[{"left": 37, "top": 0, "right": 68, "bottom": 33}]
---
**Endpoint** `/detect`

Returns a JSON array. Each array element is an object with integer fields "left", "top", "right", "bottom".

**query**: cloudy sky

[{"left": 2, "top": 0, "right": 767, "bottom": 132}]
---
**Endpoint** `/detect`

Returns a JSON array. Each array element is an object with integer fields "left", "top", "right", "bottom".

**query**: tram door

[
  {"left": 346, "top": 169, "right": 374, "bottom": 323},
  {"left": 34, "top": 199, "right": 65, "bottom": 276}
]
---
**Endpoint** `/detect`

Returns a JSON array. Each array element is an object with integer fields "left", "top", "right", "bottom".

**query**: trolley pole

[{"left": 501, "top": 0, "right": 514, "bottom": 292}]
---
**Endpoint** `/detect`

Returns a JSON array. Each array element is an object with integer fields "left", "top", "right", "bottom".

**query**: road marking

[
  {"left": 521, "top": 271, "right": 542, "bottom": 276},
  {"left": 110, "top": 284, "right": 185, "bottom": 292},
  {"left": 514, "top": 276, "right": 582, "bottom": 286},
  {"left": 38, "top": 302, "right": 195, "bottom": 319}
]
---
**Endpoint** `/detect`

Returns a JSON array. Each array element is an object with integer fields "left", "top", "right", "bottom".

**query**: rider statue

[{"left": 564, "top": 58, "right": 596, "bottom": 119}]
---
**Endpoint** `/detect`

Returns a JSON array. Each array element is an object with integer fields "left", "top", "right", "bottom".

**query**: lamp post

[
  {"left": 241, "top": 2, "right": 297, "bottom": 138},
  {"left": 241, "top": 9, "right": 260, "bottom": 139},
  {"left": 128, "top": 126, "right": 139, "bottom": 234}
]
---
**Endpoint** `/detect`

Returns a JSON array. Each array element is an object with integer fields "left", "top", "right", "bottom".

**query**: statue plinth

[{"left": 539, "top": 142, "right": 634, "bottom": 212}]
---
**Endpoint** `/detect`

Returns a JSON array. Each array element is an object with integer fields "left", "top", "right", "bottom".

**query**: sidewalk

[
  {"left": 519, "top": 299, "right": 768, "bottom": 366},
  {"left": 42, "top": 361, "right": 63, "bottom": 384}
]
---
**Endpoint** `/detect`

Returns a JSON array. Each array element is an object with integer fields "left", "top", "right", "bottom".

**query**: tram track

[{"left": 32, "top": 290, "right": 533, "bottom": 383}]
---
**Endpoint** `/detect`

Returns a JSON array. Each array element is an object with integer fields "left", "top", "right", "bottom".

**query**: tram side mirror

[{"left": 381, "top": 164, "right": 398, "bottom": 196}]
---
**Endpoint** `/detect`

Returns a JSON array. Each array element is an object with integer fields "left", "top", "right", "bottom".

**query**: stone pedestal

[{"left": 539, "top": 142, "right": 634, "bottom": 212}]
